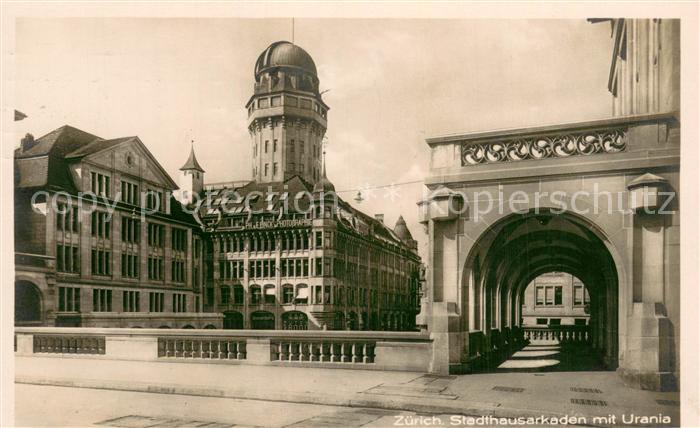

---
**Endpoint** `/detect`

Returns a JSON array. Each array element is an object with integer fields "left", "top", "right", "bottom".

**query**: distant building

[
  {"left": 14, "top": 126, "right": 221, "bottom": 328},
  {"left": 520, "top": 272, "right": 590, "bottom": 327}
]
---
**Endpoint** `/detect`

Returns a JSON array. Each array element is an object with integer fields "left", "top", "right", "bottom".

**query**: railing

[
  {"left": 523, "top": 325, "right": 590, "bottom": 343},
  {"left": 461, "top": 128, "right": 627, "bottom": 166},
  {"left": 15, "top": 327, "right": 432, "bottom": 372},
  {"left": 271, "top": 340, "right": 375, "bottom": 363},
  {"left": 158, "top": 337, "right": 246, "bottom": 360},
  {"left": 33, "top": 334, "right": 106, "bottom": 354}
]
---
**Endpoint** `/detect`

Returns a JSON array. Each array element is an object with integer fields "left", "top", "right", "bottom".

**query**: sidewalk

[{"left": 15, "top": 352, "right": 681, "bottom": 427}]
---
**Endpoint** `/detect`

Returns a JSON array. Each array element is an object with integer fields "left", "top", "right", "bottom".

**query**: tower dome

[{"left": 254, "top": 41, "right": 318, "bottom": 79}]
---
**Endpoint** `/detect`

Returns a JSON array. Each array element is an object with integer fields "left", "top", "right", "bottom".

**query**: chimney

[
  {"left": 374, "top": 214, "right": 384, "bottom": 224},
  {"left": 20, "top": 133, "right": 36, "bottom": 152}
]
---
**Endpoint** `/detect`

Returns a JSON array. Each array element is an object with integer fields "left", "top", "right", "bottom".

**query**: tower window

[
  {"left": 273, "top": 140, "right": 278, "bottom": 152},
  {"left": 290, "top": 139, "right": 295, "bottom": 153},
  {"left": 264, "top": 163, "right": 269, "bottom": 176},
  {"left": 265, "top": 141, "right": 269, "bottom": 153},
  {"left": 273, "top": 163, "right": 278, "bottom": 176},
  {"left": 300, "top": 141, "right": 304, "bottom": 154}
]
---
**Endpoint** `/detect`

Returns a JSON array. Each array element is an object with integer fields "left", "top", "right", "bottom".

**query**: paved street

[
  {"left": 15, "top": 384, "right": 414, "bottom": 428},
  {"left": 16, "top": 348, "right": 681, "bottom": 427}
]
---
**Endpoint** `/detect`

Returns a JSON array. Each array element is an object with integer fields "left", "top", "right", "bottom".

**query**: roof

[
  {"left": 255, "top": 41, "right": 318, "bottom": 78},
  {"left": 180, "top": 146, "right": 205, "bottom": 172},
  {"left": 14, "top": 125, "right": 101, "bottom": 159},
  {"left": 393, "top": 215, "right": 414, "bottom": 241},
  {"left": 65, "top": 136, "right": 137, "bottom": 159}
]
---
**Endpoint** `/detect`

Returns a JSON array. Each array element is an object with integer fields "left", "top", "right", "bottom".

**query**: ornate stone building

[
  {"left": 14, "top": 126, "right": 222, "bottom": 328},
  {"left": 194, "top": 41, "right": 422, "bottom": 331}
]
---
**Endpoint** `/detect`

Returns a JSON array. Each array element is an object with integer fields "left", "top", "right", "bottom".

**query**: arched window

[
  {"left": 223, "top": 311, "right": 244, "bottom": 329},
  {"left": 15, "top": 280, "right": 42, "bottom": 324},
  {"left": 250, "top": 311, "right": 275, "bottom": 330},
  {"left": 282, "top": 311, "right": 308, "bottom": 330},
  {"left": 203, "top": 324, "right": 217, "bottom": 329},
  {"left": 233, "top": 284, "right": 244, "bottom": 304},
  {"left": 282, "top": 284, "right": 294, "bottom": 304},
  {"left": 264, "top": 284, "right": 276, "bottom": 304},
  {"left": 250, "top": 285, "right": 262, "bottom": 305},
  {"left": 295, "top": 284, "right": 309, "bottom": 305},
  {"left": 182, "top": 325, "right": 195, "bottom": 329}
]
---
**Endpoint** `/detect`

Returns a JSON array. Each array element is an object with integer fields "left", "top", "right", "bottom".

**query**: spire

[
  {"left": 180, "top": 140, "right": 205, "bottom": 172},
  {"left": 394, "top": 215, "right": 413, "bottom": 241}
]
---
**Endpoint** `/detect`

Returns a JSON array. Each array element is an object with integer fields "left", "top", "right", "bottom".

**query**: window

[
  {"left": 145, "top": 190, "right": 163, "bottom": 212},
  {"left": 148, "top": 223, "right": 165, "bottom": 247},
  {"left": 91, "top": 212, "right": 111, "bottom": 238},
  {"left": 273, "top": 140, "right": 278, "bottom": 152},
  {"left": 172, "top": 228, "right": 187, "bottom": 252},
  {"left": 58, "top": 287, "right": 80, "bottom": 312},
  {"left": 121, "top": 253, "right": 139, "bottom": 278},
  {"left": 121, "top": 217, "right": 140, "bottom": 243},
  {"left": 300, "top": 141, "right": 304, "bottom": 154},
  {"left": 273, "top": 163, "right": 278, "bottom": 176},
  {"left": 536, "top": 318, "right": 547, "bottom": 325},
  {"left": 56, "top": 244, "right": 79, "bottom": 273},
  {"left": 93, "top": 289, "right": 113, "bottom": 312},
  {"left": 172, "top": 293, "right": 187, "bottom": 312},
  {"left": 221, "top": 286, "right": 231, "bottom": 304},
  {"left": 148, "top": 256, "right": 164, "bottom": 280},
  {"left": 549, "top": 318, "right": 561, "bottom": 326},
  {"left": 206, "top": 288, "right": 214, "bottom": 306},
  {"left": 290, "top": 139, "right": 295, "bottom": 153},
  {"left": 264, "top": 163, "right": 269, "bottom": 176},
  {"left": 315, "top": 258, "right": 323, "bottom": 276},
  {"left": 122, "top": 291, "right": 140, "bottom": 312},
  {"left": 282, "top": 285, "right": 294, "bottom": 304},
  {"left": 56, "top": 203, "right": 80, "bottom": 233},
  {"left": 264, "top": 285, "right": 275, "bottom": 304},
  {"left": 90, "top": 172, "right": 111, "bottom": 198},
  {"left": 91, "top": 249, "right": 112, "bottom": 276},
  {"left": 315, "top": 231, "right": 322, "bottom": 248},
  {"left": 250, "top": 285, "right": 261, "bottom": 305},
  {"left": 536, "top": 285, "right": 563, "bottom": 306},
  {"left": 575, "top": 318, "right": 587, "bottom": 326},
  {"left": 574, "top": 284, "right": 589, "bottom": 306},
  {"left": 264, "top": 140, "right": 269, "bottom": 153},
  {"left": 149, "top": 292, "right": 164, "bottom": 312},
  {"left": 233, "top": 285, "right": 244, "bottom": 304},
  {"left": 120, "top": 180, "right": 139, "bottom": 205},
  {"left": 171, "top": 260, "right": 185, "bottom": 283}
]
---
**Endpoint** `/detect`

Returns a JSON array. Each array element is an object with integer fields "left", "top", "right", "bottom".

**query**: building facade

[
  {"left": 14, "top": 127, "right": 222, "bottom": 328},
  {"left": 520, "top": 272, "right": 590, "bottom": 327},
  {"left": 14, "top": 40, "right": 422, "bottom": 332},
  {"left": 196, "top": 41, "right": 422, "bottom": 331}
]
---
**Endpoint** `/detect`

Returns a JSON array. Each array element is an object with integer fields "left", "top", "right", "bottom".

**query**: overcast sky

[{"left": 14, "top": 18, "right": 614, "bottom": 259}]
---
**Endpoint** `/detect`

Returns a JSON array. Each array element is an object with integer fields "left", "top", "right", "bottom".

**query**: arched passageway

[
  {"left": 461, "top": 210, "right": 619, "bottom": 372},
  {"left": 15, "top": 280, "right": 42, "bottom": 324},
  {"left": 223, "top": 311, "right": 244, "bottom": 329}
]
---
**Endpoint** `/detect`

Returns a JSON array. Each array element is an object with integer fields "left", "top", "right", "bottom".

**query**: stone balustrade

[
  {"left": 15, "top": 327, "right": 432, "bottom": 372},
  {"left": 523, "top": 325, "right": 590, "bottom": 343}
]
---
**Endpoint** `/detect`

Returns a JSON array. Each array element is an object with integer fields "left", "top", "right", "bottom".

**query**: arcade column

[
  {"left": 618, "top": 173, "right": 676, "bottom": 391},
  {"left": 418, "top": 187, "right": 466, "bottom": 374}
]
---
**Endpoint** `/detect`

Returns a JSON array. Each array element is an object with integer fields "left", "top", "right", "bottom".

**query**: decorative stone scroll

[{"left": 461, "top": 128, "right": 627, "bottom": 166}]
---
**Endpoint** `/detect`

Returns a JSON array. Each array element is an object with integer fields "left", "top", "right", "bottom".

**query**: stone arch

[
  {"left": 459, "top": 208, "right": 622, "bottom": 370},
  {"left": 15, "top": 280, "right": 42, "bottom": 324},
  {"left": 223, "top": 311, "right": 244, "bottom": 329}
]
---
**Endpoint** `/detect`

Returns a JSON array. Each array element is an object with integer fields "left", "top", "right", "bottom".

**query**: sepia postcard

[{"left": 1, "top": 2, "right": 699, "bottom": 427}]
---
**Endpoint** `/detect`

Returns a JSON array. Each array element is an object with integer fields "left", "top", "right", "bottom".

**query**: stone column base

[
  {"left": 617, "top": 367, "right": 677, "bottom": 391},
  {"left": 618, "top": 302, "right": 677, "bottom": 391}
]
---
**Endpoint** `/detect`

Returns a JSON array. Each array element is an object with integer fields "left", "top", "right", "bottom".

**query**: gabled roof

[
  {"left": 14, "top": 125, "right": 101, "bottom": 159},
  {"left": 65, "top": 136, "right": 137, "bottom": 159},
  {"left": 180, "top": 146, "right": 205, "bottom": 172}
]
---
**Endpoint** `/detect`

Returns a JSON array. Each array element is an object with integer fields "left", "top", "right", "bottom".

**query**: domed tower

[{"left": 246, "top": 41, "right": 329, "bottom": 185}]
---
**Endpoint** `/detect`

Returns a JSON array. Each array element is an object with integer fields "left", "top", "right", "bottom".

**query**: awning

[
  {"left": 295, "top": 287, "right": 309, "bottom": 299},
  {"left": 265, "top": 286, "right": 276, "bottom": 296}
]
